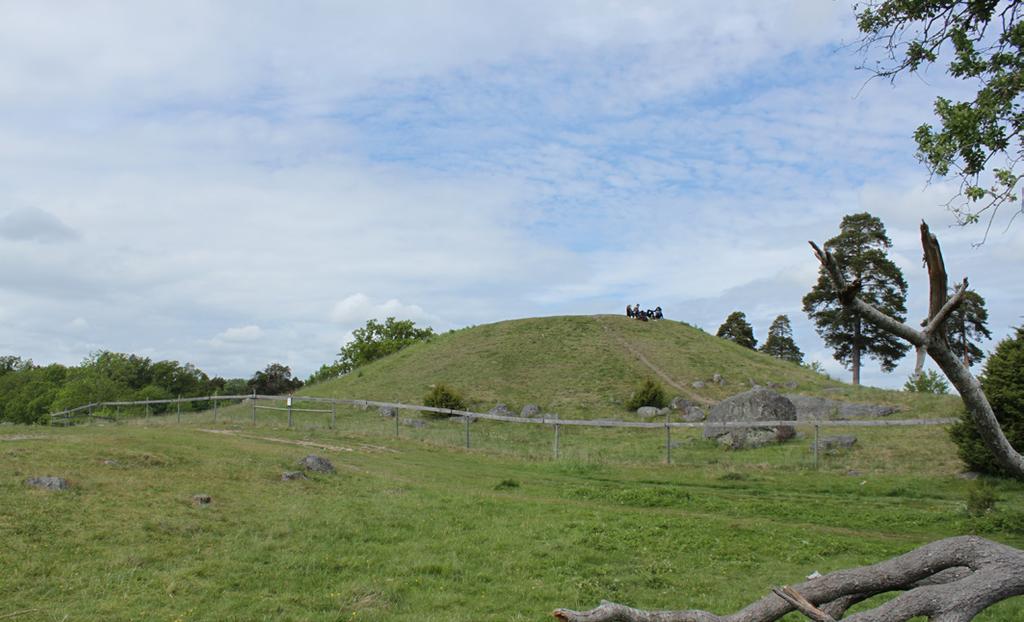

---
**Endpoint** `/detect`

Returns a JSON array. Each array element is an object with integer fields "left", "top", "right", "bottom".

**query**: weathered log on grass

[{"left": 552, "top": 536, "right": 1024, "bottom": 622}]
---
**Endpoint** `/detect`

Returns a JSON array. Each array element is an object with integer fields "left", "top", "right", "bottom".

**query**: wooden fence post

[
  {"left": 331, "top": 400, "right": 336, "bottom": 429},
  {"left": 287, "top": 395, "right": 293, "bottom": 428},
  {"left": 464, "top": 414, "right": 470, "bottom": 449},
  {"left": 665, "top": 412, "right": 672, "bottom": 465},
  {"left": 177, "top": 396, "right": 181, "bottom": 424},
  {"left": 145, "top": 403, "right": 149, "bottom": 420},
  {"left": 554, "top": 417, "right": 561, "bottom": 460},
  {"left": 394, "top": 410, "right": 399, "bottom": 437},
  {"left": 213, "top": 392, "right": 218, "bottom": 423},
  {"left": 814, "top": 423, "right": 820, "bottom": 470},
  {"left": 251, "top": 391, "right": 256, "bottom": 425}
]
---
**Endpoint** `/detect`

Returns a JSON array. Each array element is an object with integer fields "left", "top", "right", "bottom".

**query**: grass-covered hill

[{"left": 302, "top": 315, "right": 959, "bottom": 420}]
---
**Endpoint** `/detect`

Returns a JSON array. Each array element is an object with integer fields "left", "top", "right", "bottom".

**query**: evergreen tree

[
  {"left": 716, "top": 311, "right": 757, "bottom": 349},
  {"left": 802, "top": 213, "right": 910, "bottom": 385},
  {"left": 947, "top": 289, "right": 992, "bottom": 368},
  {"left": 949, "top": 326, "right": 1024, "bottom": 476},
  {"left": 759, "top": 315, "right": 803, "bottom": 364}
]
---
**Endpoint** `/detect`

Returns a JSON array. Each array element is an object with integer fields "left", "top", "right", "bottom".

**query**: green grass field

[
  {"left": 3, "top": 415, "right": 1023, "bottom": 621},
  {"left": 5, "top": 315, "right": 1019, "bottom": 620}
]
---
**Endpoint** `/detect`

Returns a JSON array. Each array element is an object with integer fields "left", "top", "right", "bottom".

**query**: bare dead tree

[
  {"left": 809, "top": 222, "right": 1023, "bottom": 479},
  {"left": 552, "top": 225, "right": 1024, "bottom": 621},
  {"left": 553, "top": 536, "right": 1024, "bottom": 621}
]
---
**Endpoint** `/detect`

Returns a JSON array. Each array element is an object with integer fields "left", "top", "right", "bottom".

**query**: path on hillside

[
  {"left": 197, "top": 429, "right": 397, "bottom": 454},
  {"left": 596, "top": 316, "right": 715, "bottom": 406}
]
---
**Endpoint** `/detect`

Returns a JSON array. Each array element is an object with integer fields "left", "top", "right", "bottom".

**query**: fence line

[{"left": 48, "top": 394, "right": 957, "bottom": 430}]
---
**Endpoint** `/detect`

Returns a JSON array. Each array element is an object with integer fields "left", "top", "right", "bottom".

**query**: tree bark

[
  {"left": 852, "top": 317, "right": 861, "bottom": 386},
  {"left": 552, "top": 536, "right": 1024, "bottom": 622}
]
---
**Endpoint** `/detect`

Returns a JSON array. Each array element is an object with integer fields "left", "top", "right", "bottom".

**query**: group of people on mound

[{"left": 626, "top": 304, "right": 663, "bottom": 321}]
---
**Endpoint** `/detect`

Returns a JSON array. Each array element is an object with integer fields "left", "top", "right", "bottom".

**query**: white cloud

[
  {"left": 330, "top": 294, "right": 436, "bottom": 328},
  {"left": 217, "top": 325, "right": 264, "bottom": 343}
]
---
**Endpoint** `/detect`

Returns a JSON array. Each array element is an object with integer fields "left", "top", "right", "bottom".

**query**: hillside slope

[{"left": 302, "top": 315, "right": 959, "bottom": 420}]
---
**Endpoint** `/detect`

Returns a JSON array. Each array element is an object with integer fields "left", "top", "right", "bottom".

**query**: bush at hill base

[
  {"left": 423, "top": 384, "right": 467, "bottom": 416},
  {"left": 626, "top": 378, "right": 668, "bottom": 411},
  {"left": 949, "top": 326, "right": 1024, "bottom": 476}
]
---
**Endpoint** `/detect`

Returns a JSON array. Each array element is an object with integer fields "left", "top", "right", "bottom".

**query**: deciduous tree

[
  {"left": 336, "top": 317, "right": 434, "bottom": 374},
  {"left": 856, "top": 0, "right": 1024, "bottom": 236}
]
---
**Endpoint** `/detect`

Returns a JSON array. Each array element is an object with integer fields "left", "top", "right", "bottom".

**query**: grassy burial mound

[{"left": 302, "top": 315, "right": 960, "bottom": 421}]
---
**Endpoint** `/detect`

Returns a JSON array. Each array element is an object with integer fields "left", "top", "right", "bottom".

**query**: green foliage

[
  {"left": 422, "top": 383, "right": 466, "bottom": 415},
  {"left": 965, "top": 480, "right": 999, "bottom": 516},
  {"left": 334, "top": 317, "right": 434, "bottom": 374},
  {"left": 759, "top": 314, "right": 804, "bottom": 363},
  {"left": 247, "top": 363, "right": 303, "bottom": 396},
  {"left": 306, "top": 362, "right": 348, "bottom": 385},
  {"left": 715, "top": 311, "right": 757, "bottom": 349},
  {"left": 949, "top": 326, "right": 1024, "bottom": 476},
  {"left": 803, "top": 213, "right": 910, "bottom": 384},
  {"left": 947, "top": 289, "right": 992, "bottom": 367},
  {"left": 135, "top": 384, "right": 173, "bottom": 414},
  {"left": 625, "top": 378, "right": 668, "bottom": 411},
  {"left": 903, "top": 369, "right": 950, "bottom": 395},
  {"left": 857, "top": 1, "right": 1024, "bottom": 230}
]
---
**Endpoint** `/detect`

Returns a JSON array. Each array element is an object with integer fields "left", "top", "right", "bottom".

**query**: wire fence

[{"left": 46, "top": 394, "right": 959, "bottom": 473}]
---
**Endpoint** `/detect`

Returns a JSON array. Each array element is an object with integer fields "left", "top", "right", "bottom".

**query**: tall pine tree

[
  {"left": 716, "top": 311, "right": 757, "bottom": 349},
  {"left": 947, "top": 289, "right": 992, "bottom": 368},
  {"left": 802, "top": 213, "right": 909, "bottom": 385},
  {"left": 760, "top": 315, "right": 803, "bottom": 364}
]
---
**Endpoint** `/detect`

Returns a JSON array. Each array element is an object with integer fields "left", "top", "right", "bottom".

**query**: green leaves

[
  {"left": 857, "top": 0, "right": 1024, "bottom": 230},
  {"left": 336, "top": 317, "right": 435, "bottom": 374}
]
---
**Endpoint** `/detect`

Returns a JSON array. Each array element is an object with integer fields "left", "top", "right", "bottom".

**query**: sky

[{"left": 1, "top": 1, "right": 1022, "bottom": 389}]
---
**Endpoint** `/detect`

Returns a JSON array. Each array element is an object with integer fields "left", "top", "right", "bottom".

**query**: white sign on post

[{"left": 287, "top": 397, "right": 292, "bottom": 407}]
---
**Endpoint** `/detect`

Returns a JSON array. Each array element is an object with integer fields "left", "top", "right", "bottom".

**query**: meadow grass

[{"left": 3, "top": 416, "right": 1023, "bottom": 621}]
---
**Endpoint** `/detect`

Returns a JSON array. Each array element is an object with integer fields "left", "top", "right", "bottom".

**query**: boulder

[
  {"left": 691, "top": 381, "right": 706, "bottom": 389},
  {"left": 520, "top": 404, "right": 541, "bottom": 418},
  {"left": 671, "top": 397, "right": 706, "bottom": 422},
  {"left": 703, "top": 388, "right": 796, "bottom": 449},
  {"left": 783, "top": 395, "right": 897, "bottom": 420},
  {"left": 281, "top": 471, "right": 308, "bottom": 481},
  {"left": 401, "top": 417, "right": 429, "bottom": 428},
  {"left": 681, "top": 404, "right": 706, "bottom": 423},
  {"left": 24, "top": 476, "right": 68, "bottom": 491},
  {"left": 192, "top": 494, "right": 212, "bottom": 506},
  {"left": 636, "top": 406, "right": 661, "bottom": 418},
  {"left": 488, "top": 403, "right": 515, "bottom": 418},
  {"left": 814, "top": 435, "right": 857, "bottom": 453},
  {"left": 378, "top": 406, "right": 397, "bottom": 418},
  {"left": 712, "top": 373, "right": 724, "bottom": 385},
  {"left": 299, "top": 454, "right": 335, "bottom": 473}
]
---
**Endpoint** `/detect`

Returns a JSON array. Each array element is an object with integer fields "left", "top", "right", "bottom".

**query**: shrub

[
  {"left": 423, "top": 384, "right": 466, "bottom": 416},
  {"left": 949, "top": 326, "right": 1024, "bottom": 476},
  {"left": 626, "top": 378, "right": 668, "bottom": 411},
  {"left": 903, "top": 369, "right": 949, "bottom": 394}
]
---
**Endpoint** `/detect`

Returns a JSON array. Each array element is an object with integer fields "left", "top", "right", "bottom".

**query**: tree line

[{"left": 0, "top": 353, "right": 304, "bottom": 424}]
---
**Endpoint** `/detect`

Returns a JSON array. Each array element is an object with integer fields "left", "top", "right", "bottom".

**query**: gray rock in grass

[
  {"left": 24, "top": 476, "right": 69, "bottom": 491},
  {"left": 299, "top": 454, "right": 335, "bottom": 473}
]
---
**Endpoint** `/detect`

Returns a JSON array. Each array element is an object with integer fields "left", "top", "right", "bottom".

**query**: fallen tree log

[{"left": 552, "top": 536, "right": 1024, "bottom": 621}]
